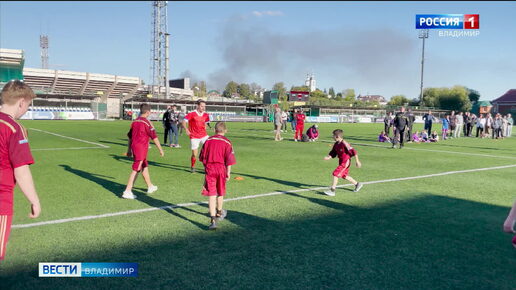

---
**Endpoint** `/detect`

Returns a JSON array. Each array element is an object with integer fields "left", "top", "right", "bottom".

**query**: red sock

[{"left": 191, "top": 156, "right": 196, "bottom": 168}]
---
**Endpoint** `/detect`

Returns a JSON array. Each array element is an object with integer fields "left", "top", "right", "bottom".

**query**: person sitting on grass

[
  {"left": 420, "top": 130, "right": 429, "bottom": 142},
  {"left": 378, "top": 130, "right": 391, "bottom": 143},
  {"left": 307, "top": 125, "right": 319, "bottom": 142},
  {"left": 429, "top": 130, "right": 439, "bottom": 142},
  {"left": 412, "top": 131, "right": 421, "bottom": 143}
]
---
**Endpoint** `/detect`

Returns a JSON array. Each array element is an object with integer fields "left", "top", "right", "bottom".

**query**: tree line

[{"left": 196, "top": 79, "right": 482, "bottom": 111}]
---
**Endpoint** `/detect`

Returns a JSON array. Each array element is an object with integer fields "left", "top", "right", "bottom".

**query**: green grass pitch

[{"left": 1, "top": 120, "right": 515, "bottom": 289}]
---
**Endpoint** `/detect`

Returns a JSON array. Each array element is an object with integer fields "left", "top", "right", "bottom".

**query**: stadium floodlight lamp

[{"left": 418, "top": 29, "right": 429, "bottom": 39}]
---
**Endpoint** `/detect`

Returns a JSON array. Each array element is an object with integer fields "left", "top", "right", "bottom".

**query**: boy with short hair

[
  {"left": 323, "top": 129, "right": 362, "bottom": 196},
  {"left": 122, "top": 104, "right": 164, "bottom": 199},
  {"left": 199, "top": 121, "right": 236, "bottom": 230},
  {"left": 0, "top": 80, "right": 41, "bottom": 261}
]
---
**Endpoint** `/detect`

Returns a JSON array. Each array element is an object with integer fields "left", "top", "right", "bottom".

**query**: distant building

[
  {"left": 207, "top": 90, "right": 221, "bottom": 99},
  {"left": 491, "top": 89, "right": 516, "bottom": 114},
  {"left": 357, "top": 94, "right": 387, "bottom": 105},
  {"left": 304, "top": 73, "right": 316, "bottom": 92}
]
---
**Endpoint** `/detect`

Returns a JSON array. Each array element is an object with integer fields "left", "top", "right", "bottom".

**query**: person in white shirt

[
  {"left": 454, "top": 112, "right": 464, "bottom": 138},
  {"left": 476, "top": 114, "right": 485, "bottom": 138},
  {"left": 281, "top": 110, "right": 288, "bottom": 132}
]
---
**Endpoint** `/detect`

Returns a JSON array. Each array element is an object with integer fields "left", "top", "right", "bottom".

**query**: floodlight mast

[
  {"left": 150, "top": 1, "right": 169, "bottom": 99},
  {"left": 40, "top": 35, "right": 49, "bottom": 69},
  {"left": 418, "top": 29, "right": 429, "bottom": 105}
]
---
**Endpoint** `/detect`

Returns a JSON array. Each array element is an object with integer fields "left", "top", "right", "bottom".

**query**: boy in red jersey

[
  {"left": 182, "top": 99, "right": 211, "bottom": 173},
  {"left": 122, "top": 104, "right": 164, "bottom": 199},
  {"left": 199, "top": 122, "right": 236, "bottom": 230},
  {"left": 294, "top": 109, "right": 306, "bottom": 142},
  {"left": 323, "top": 129, "right": 363, "bottom": 196},
  {"left": 0, "top": 80, "right": 41, "bottom": 261}
]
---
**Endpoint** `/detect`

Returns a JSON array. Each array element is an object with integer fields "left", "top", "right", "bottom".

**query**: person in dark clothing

[
  {"left": 169, "top": 105, "right": 181, "bottom": 148},
  {"left": 423, "top": 110, "right": 434, "bottom": 134},
  {"left": 464, "top": 112, "right": 473, "bottom": 137},
  {"left": 383, "top": 112, "right": 393, "bottom": 136},
  {"left": 392, "top": 107, "right": 409, "bottom": 149},
  {"left": 406, "top": 109, "right": 415, "bottom": 141},
  {"left": 162, "top": 106, "right": 172, "bottom": 145}
]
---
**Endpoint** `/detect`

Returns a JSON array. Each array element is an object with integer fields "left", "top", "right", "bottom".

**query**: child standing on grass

[
  {"left": 323, "top": 129, "right": 362, "bottom": 196},
  {"left": 122, "top": 104, "right": 164, "bottom": 199},
  {"left": 0, "top": 80, "right": 41, "bottom": 261},
  {"left": 441, "top": 115, "right": 449, "bottom": 140},
  {"left": 199, "top": 121, "right": 236, "bottom": 230}
]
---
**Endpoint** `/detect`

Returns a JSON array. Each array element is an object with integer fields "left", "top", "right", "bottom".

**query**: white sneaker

[
  {"left": 122, "top": 191, "right": 137, "bottom": 199},
  {"left": 147, "top": 185, "right": 158, "bottom": 194},
  {"left": 324, "top": 188, "right": 336, "bottom": 196}
]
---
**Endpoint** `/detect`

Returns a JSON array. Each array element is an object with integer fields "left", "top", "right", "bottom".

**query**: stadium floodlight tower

[
  {"left": 40, "top": 35, "right": 49, "bottom": 69},
  {"left": 418, "top": 29, "right": 429, "bottom": 105},
  {"left": 150, "top": 1, "right": 170, "bottom": 99}
]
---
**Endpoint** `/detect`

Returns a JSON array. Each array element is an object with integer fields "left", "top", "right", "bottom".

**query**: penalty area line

[
  {"left": 29, "top": 128, "right": 109, "bottom": 150},
  {"left": 12, "top": 163, "right": 516, "bottom": 229}
]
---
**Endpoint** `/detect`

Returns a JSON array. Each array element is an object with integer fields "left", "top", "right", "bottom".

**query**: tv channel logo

[
  {"left": 39, "top": 262, "right": 138, "bottom": 277},
  {"left": 416, "top": 14, "right": 479, "bottom": 29}
]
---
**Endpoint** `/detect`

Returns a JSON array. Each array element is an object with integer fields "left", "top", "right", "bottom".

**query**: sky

[{"left": 1, "top": 1, "right": 515, "bottom": 100}]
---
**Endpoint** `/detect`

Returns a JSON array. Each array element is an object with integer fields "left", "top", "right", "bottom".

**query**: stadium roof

[{"left": 491, "top": 89, "right": 516, "bottom": 104}]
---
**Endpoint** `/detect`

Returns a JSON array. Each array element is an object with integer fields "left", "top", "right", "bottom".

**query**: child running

[
  {"left": 199, "top": 122, "right": 236, "bottom": 230},
  {"left": 323, "top": 129, "right": 362, "bottom": 196},
  {"left": 122, "top": 104, "right": 164, "bottom": 199}
]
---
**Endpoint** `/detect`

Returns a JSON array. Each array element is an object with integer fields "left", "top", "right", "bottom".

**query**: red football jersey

[
  {"left": 329, "top": 140, "right": 357, "bottom": 165},
  {"left": 199, "top": 135, "right": 236, "bottom": 167},
  {"left": 0, "top": 112, "right": 34, "bottom": 215},
  {"left": 296, "top": 113, "right": 306, "bottom": 125},
  {"left": 128, "top": 117, "right": 157, "bottom": 157},
  {"left": 184, "top": 111, "right": 210, "bottom": 139}
]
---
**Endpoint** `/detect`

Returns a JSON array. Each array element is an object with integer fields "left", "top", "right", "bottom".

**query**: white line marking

[
  {"left": 32, "top": 147, "right": 108, "bottom": 151},
  {"left": 29, "top": 128, "right": 109, "bottom": 148},
  {"left": 12, "top": 164, "right": 516, "bottom": 229},
  {"left": 351, "top": 142, "right": 516, "bottom": 160}
]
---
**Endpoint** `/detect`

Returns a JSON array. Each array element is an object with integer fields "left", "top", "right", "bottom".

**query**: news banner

[
  {"left": 416, "top": 14, "right": 480, "bottom": 37},
  {"left": 39, "top": 263, "right": 138, "bottom": 277}
]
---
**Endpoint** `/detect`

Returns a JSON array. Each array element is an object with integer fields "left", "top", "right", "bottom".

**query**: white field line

[
  {"left": 12, "top": 164, "right": 516, "bottom": 229},
  {"left": 229, "top": 129, "right": 516, "bottom": 160},
  {"left": 32, "top": 147, "right": 108, "bottom": 151},
  {"left": 29, "top": 128, "right": 110, "bottom": 149}
]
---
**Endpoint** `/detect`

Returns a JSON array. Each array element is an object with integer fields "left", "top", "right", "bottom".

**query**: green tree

[
  {"left": 388, "top": 95, "right": 409, "bottom": 106},
  {"left": 467, "top": 88, "right": 480, "bottom": 103},
  {"left": 198, "top": 81, "right": 207, "bottom": 98},
  {"left": 422, "top": 87, "right": 440, "bottom": 108},
  {"left": 328, "top": 87, "right": 336, "bottom": 98},
  {"left": 238, "top": 83, "right": 252, "bottom": 99},
  {"left": 273, "top": 82, "right": 288, "bottom": 103},
  {"left": 191, "top": 82, "right": 199, "bottom": 96},
  {"left": 223, "top": 81, "right": 238, "bottom": 98},
  {"left": 343, "top": 89, "right": 356, "bottom": 101},
  {"left": 290, "top": 86, "right": 310, "bottom": 92},
  {"left": 423, "top": 86, "right": 472, "bottom": 111},
  {"left": 310, "top": 89, "right": 327, "bottom": 99}
]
